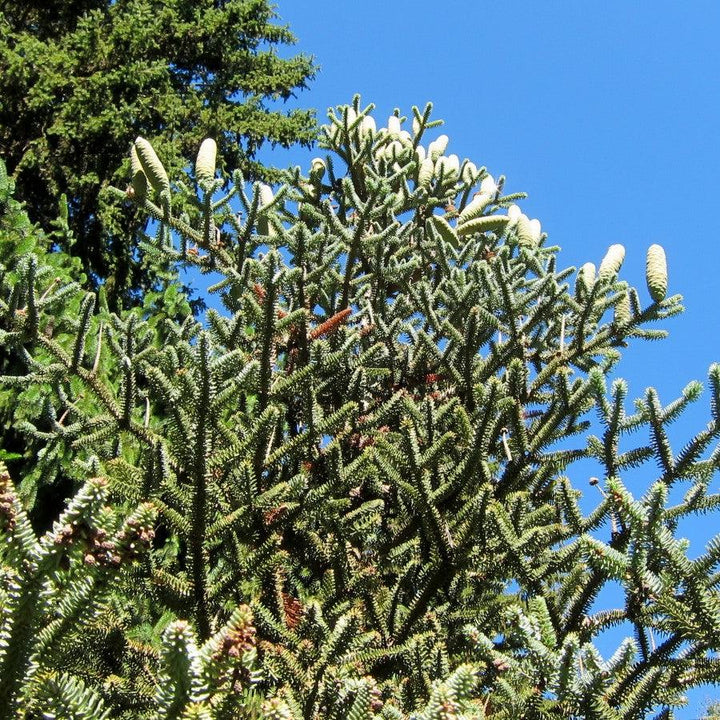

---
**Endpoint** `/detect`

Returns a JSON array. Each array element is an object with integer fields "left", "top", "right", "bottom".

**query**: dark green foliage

[
  {"left": 2, "top": 100, "right": 720, "bottom": 717},
  {"left": 0, "top": 159, "right": 87, "bottom": 525},
  {"left": 0, "top": 160, "right": 193, "bottom": 527},
  {"left": 0, "top": 0, "right": 316, "bottom": 309}
]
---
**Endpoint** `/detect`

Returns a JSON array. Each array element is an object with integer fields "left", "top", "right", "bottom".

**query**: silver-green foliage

[
  {"left": 1, "top": 98, "right": 720, "bottom": 718},
  {"left": 0, "top": 464, "right": 156, "bottom": 717}
]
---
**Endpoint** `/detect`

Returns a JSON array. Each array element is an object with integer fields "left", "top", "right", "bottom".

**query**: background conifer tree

[
  {"left": 1, "top": 100, "right": 720, "bottom": 718},
  {"left": 0, "top": 0, "right": 316, "bottom": 309}
]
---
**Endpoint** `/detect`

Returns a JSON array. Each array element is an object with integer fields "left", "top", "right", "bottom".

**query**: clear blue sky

[
  {"left": 252, "top": 2, "right": 720, "bottom": 715},
  {"left": 266, "top": 0, "right": 720, "bottom": 399}
]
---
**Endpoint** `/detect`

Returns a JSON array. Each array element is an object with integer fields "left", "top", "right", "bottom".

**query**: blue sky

[
  {"left": 266, "top": 0, "right": 720, "bottom": 398},
  {"left": 249, "top": 2, "right": 720, "bottom": 715}
]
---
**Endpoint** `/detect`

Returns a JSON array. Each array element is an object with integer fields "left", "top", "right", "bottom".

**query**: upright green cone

[
  {"left": 646, "top": 243, "right": 668, "bottom": 302},
  {"left": 134, "top": 137, "right": 170, "bottom": 198},
  {"left": 195, "top": 138, "right": 217, "bottom": 186}
]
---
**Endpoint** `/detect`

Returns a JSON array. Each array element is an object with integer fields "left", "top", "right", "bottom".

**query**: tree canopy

[
  {"left": 0, "top": 0, "right": 317, "bottom": 308},
  {"left": 1, "top": 100, "right": 720, "bottom": 717}
]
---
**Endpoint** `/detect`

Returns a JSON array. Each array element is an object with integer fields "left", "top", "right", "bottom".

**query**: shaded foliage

[{"left": 0, "top": 0, "right": 316, "bottom": 309}]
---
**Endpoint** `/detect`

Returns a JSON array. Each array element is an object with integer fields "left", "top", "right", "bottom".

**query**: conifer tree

[
  {"left": 1, "top": 99, "right": 720, "bottom": 718},
  {"left": 0, "top": 159, "right": 194, "bottom": 529},
  {"left": 0, "top": 0, "right": 316, "bottom": 309}
]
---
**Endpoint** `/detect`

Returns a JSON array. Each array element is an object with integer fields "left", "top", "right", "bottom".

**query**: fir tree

[
  {"left": 1, "top": 99, "right": 720, "bottom": 717},
  {"left": 0, "top": 0, "right": 316, "bottom": 309}
]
